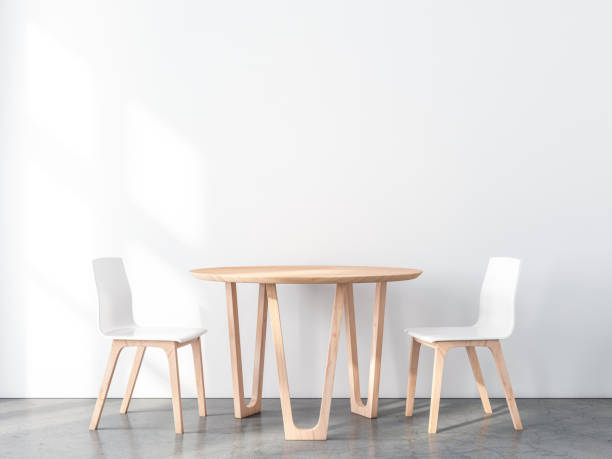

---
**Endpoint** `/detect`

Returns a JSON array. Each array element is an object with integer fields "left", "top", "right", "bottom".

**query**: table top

[{"left": 190, "top": 266, "right": 422, "bottom": 284}]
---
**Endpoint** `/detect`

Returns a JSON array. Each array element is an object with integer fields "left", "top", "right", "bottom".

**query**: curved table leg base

[
  {"left": 283, "top": 422, "right": 330, "bottom": 441},
  {"left": 225, "top": 283, "right": 268, "bottom": 419},
  {"left": 267, "top": 283, "right": 344, "bottom": 441},
  {"left": 344, "top": 282, "right": 387, "bottom": 419}
]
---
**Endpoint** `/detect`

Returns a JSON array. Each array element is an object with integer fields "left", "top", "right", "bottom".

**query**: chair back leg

[
  {"left": 488, "top": 340, "right": 523, "bottom": 430},
  {"left": 405, "top": 337, "right": 421, "bottom": 416},
  {"left": 465, "top": 346, "right": 492, "bottom": 414},
  {"left": 191, "top": 337, "right": 207, "bottom": 416},
  {"left": 90, "top": 340, "right": 124, "bottom": 430},
  {"left": 120, "top": 345, "right": 146, "bottom": 414}
]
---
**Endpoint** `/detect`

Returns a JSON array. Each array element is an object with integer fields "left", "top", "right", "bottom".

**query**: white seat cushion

[
  {"left": 405, "top": 326, "right": 509, "bottom": 343},
  {"left": 104, "top": 326, "right": 207, "bottom": 343}
]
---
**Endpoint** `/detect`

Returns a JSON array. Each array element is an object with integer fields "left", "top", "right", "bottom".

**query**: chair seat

[
  {"left": 103, "top": 326, "right": 207, "bottom": 343},
  {"left": 405, "top": 326, "right": 509, "bottom": 343}
]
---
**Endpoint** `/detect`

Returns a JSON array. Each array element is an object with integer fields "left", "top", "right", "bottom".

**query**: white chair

[
  {"left": 405, "top": 257, "right": 523, "bottom": 433},
  {"left": 89, "top": 258, "right": 207, "bottom": 434}
]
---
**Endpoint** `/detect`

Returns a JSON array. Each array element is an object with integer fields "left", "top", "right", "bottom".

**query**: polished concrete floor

[{"left": 1, "top": 398, "right": 611, "bottom": 458}]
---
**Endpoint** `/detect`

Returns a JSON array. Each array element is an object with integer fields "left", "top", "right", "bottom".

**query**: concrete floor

[{"left": 1, "top": 398, "right": 611, "bottom": 458}]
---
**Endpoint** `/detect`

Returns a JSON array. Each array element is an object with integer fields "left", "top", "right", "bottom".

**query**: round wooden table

[{"left": 190, "top": 266, "right": 423, "bottom": 440}]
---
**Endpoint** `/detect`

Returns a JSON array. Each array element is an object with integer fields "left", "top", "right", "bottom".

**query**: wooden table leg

[
  {"left": 344, "top": 281, "right": 387, "bottom": 418},
  {"left": 267, "top": 283, "right": 344, "bottom": 440},
  {"left": 225, "top": 282, "right": 268, "bottom": 418}
]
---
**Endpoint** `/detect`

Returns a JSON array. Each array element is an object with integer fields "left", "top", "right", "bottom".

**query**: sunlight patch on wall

[{"left": 123, "top": 102, "right": 207, "bottom": 249}]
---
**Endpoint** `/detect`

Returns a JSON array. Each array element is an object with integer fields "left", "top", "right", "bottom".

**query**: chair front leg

[
  {"left": 405, "top": 337, "right": 421, "bottom": 416},
  {"left": 191, "top": 337, "right": 207, "bottom": 416},
  {"left": 465, "top": 346, "right": 492, "bottom": 415},
  {"left": 165, "top": 342, "right": 184, "bottom": 434},
  {"left": 428, "top": 345, "right": 447, "bottom": 434}
]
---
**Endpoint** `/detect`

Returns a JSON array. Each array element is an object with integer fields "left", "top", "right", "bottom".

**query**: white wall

[{"left": 1, "top": 0, "right": 611, "bottom": 399}]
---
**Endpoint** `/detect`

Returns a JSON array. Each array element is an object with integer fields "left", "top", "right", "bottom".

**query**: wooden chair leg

[
  {"left": 191, "top": 337, "right": 207, "bottom": 416},
  {"left": 428, "top": 346, "right": 447, "bottom": 434},
  {"left": 120, "top": 346, "right": 146, "bottom": 414},
  {"left": 465, "top": 346, "right": 492, "bottom": 415},
  {"left": 90, "top": 340, "right": 124, "bottom": 430},
  {"left": 165, "top": 342, "right": 184, "bottom": 434},
  {"left": 405, "top": 337, "right": 421, "bottom": 416},
  {"left": 488, "top": 340, "right": 523, "bottom": 430}
]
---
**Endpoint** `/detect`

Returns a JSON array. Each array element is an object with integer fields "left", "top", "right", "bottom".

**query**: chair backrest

[
  {"left": 475, "top": 257, "right": 521, "bottom": 338},
  {"left": 92, "top": 258, "right": 135, "bottom": 334}
]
